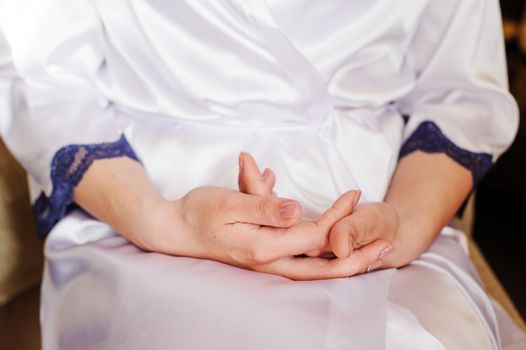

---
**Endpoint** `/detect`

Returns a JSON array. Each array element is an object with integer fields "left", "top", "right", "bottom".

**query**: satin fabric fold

[
  {"left": 43, "top": 210, "right": 525, "bottom": 349},
  {"left": 0, "top": 0, "right": 518, "bottom": 198},
  {"left": 43, "top": 211, "right": 397, "bottom": 350}
]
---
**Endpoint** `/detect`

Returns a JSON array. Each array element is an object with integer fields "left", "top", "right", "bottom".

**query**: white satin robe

[{"left": 1, "top": 0, "right": 525, "bottom": 349}]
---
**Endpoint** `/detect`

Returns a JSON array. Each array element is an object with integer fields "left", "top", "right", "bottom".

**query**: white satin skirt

[{"left": 40, "top": 110, "right": 526, "bottom": 349}]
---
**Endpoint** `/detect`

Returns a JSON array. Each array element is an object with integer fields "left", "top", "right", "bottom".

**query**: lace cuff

[
  {"left": 399, "top": 121, "right": 493, "bottom": 185},
  {"left": 33, "top": 135, "right": 139, "bottom": 238}
]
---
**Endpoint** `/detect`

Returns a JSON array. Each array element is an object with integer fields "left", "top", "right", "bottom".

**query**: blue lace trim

[
  {"left": 33, "top": 135, "right": 139, "bottom": 238},
  {"left": 399, "top": 121, "right": 493, "bottom": 186}
]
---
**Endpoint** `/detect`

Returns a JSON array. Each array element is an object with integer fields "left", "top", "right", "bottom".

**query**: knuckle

[
  {"left": 256, "top": 200, "right": 278, "bottom": 222},
  {"left": 255, "top": 200, "right": 267, "bottom": 217}
]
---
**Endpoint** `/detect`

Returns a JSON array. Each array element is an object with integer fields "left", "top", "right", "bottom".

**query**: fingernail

[
  {"left": 280, "top": 201, "right": 299, "bottom": 219},
  {"left": 367, "top": 260, "right": 383, "bottom": 273},
  {"left": 262, "top": 168, "right": 271, "bottom": 180},
  {"left": 379, "top": 245, "right": 394, "bottom": 260}
]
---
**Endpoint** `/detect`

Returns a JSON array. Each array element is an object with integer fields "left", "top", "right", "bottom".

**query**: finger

[
  {"left": 255, "top": 239, "right": 393, "bottom": 281},
  {"left": 249, "top": 221, "right": 326, "bottom": 262},
  {"left": 329, "top": 214, "right": 366, "bottom": 258},
  {"left": 228, "top": 192, "right": 302, "bottom": 228},
  {"left": 315, "top": 190, "right": 361, "bottom": 231},
  {"left": 262, "top": 168, "right": 276, "bottom": 193},
  {"left": 328, "top": 225, "right": 348, "bottom": 259},
  {"left": 291, "top": 190, "right": 361, "bottom": 259},
  {"left": 238, "top": 151, "right": 262, "bottom": 194},
  {"left": 246, "top": 213, "right": 361, "bottom": 263},
  {"left": 330, "top": 203, "right": 398, "bottom": 258},
  {"left": 238, "top": 152, "right": 274, "bottom": 196}
]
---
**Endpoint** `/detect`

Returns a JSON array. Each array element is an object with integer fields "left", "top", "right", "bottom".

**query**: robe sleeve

[
  {"left": 0, "top": 2, "right": 138, "bottom": 237},
  {"left": 397, "top": 0, "right": 519, "bottom": 185}
]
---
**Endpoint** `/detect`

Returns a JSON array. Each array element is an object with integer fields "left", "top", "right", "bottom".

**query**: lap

[{"left": 40, "top": 212, "right": 504, "bottom": 349}]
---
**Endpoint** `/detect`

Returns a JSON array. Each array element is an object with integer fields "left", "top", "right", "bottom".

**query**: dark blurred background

[{"left": 475, "top": 0, "right": 526, "bottom": 321}]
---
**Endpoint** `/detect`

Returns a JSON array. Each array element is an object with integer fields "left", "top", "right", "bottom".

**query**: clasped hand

[{"left": 147, "top": 153, "right": 397, "bottom": 280}]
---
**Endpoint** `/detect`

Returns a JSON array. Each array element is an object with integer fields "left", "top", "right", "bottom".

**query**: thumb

[
  {"left": 238, "top": 152, "right": 275, "bottom": 196},
  {"left": 231, "top": 192, "right": 302, "bottom": 227},
  {"left": 303, "top": 190, "right": 361, "bottom": 257}
]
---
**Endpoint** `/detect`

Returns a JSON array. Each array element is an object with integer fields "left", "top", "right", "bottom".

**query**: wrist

[
  {"left": 134, "top": 197, "right": 186, "bottom": 254},
  {"left": 381, "top": 204, "right": 432, "bottom": 268}
]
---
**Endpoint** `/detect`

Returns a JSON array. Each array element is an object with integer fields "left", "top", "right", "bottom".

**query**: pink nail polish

[
  {"left": 280, "top": 201, "right": 299, "bottom": 219},
  {"left": 367, "top": 260, "right": 383, "bottom": 273},
  {"left": 379, "top": 245, "right": 394, "bottom": 260}
]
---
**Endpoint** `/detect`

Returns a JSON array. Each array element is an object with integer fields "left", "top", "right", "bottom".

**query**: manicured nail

[
  {"left": 262, "top": 168, "right": 271, "bottom": 180},
  {"left": 280, "top": 201, "right": 299, "bottom": 219},
  {"left": 367, "top": 260, "right": 383, "bottom": 273},
  {"left": 379, "top": 245, "right": 394, "bottom": 260}
]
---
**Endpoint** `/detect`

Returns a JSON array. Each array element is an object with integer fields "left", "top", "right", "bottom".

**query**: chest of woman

[{"left": 95, "top": 0, "right": 428, "bottom": 121}]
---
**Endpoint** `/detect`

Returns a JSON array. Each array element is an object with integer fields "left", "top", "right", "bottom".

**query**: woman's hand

[
  {"left": 237, "top": 152, "right": 395, "bottom": 276},
  {"left": 327, "top": 202, "right": 398, "bottom": 271},
  {"left": 149, "top": 185, "right": 380, "bottom": 280},
  {"left": 75, "top": 155, "right": 393, "bottom": 280}
]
